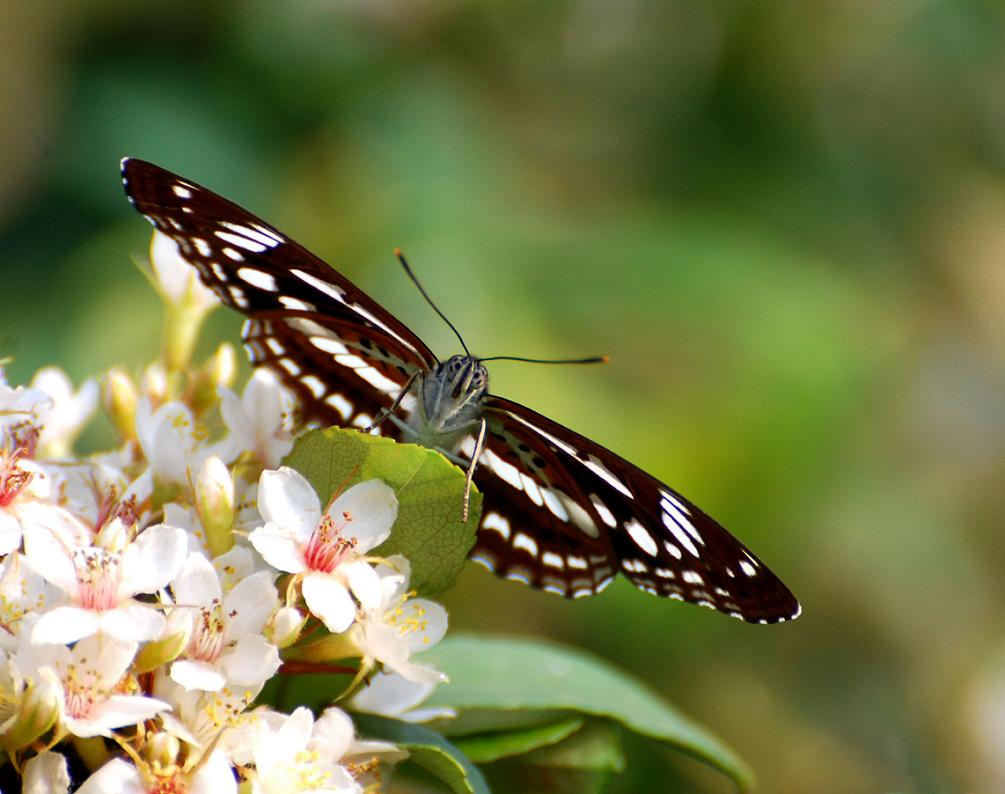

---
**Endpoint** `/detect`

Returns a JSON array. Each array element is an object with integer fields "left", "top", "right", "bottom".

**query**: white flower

[
  {"left": 30, "top": 367, "right": 98, "bottom": 458},
  {"left": 249, "top": 469, "right": 398, "bottom": 633},
  {"left": 350, "top": 557, "right": 448, "bottom": 685},
  {"left": 0, "top": 449, "right": 76, "bottom": 555},
  {"left": 22, "top": 750, "right": 70, "bottom": 794},
  {"left": 155, "top": 682, "right": 266, "bottom": 767},
  {"left": 76, "top": 746, "right": 236, "bottom": 794},
  {"left": 26, "top": 523, "right": 187, "bottom": 645},
  {"left": 0, "top": 552, "right": 57, "bottom": 652},
  {"left": 0, "top": 373, "right": 50, "bottom": 452},
  {"left": 217, "top": 370, "right": 295, "bottom": 467},
  {"left": 150, "top": 230, "right": 218, "bottom": 312},
  {"left": 169, "top": 553, "right": 281, "bottom": 692},
  {"left": 250, "top": 706, "right": 361, "bottom": 794},
  {"left": 350, "top": 670, "right": 455, "bottom": 723},
  {"left": 16, "top": 635, "right": 169, "bottom": 738},
  {"left": 135, "top": 399, "right": 209, "bottom": 486}
]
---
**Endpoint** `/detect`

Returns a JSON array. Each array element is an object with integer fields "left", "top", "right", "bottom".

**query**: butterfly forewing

[
  {"left": 121, "top": 157, "right": 800, "bottom": 625},
  {"left": 121, "top": 159, "right": 437, "bottom": 372}
]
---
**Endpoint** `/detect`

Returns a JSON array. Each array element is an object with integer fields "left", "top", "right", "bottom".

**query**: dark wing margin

[{"left": 470, "top": 395, "right": 800, "bottom": 624}]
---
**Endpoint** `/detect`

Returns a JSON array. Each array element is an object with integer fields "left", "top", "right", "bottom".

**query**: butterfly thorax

[{"left": 406, "top": 355, "right": 488, "bottom": 448}]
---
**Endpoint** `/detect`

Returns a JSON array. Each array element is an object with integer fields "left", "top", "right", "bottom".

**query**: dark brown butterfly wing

[{"left": 468, "top": 396, "right": 800, "bottom": 623}]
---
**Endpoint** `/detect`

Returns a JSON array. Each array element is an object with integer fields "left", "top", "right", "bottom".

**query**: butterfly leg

[
  {"left": 363, "top": 371, "right": 419, "bottom": 433},
  {"left": 462, "top": 418, "right": 487, "bottom": 523}
]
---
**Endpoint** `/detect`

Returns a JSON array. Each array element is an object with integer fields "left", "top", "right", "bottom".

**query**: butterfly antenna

[
  {"left": 395, "top": 248, "right": 470, "bottom": 356},
  {"left": 479, "top": 354, "right": 610, "bottom": 365}
]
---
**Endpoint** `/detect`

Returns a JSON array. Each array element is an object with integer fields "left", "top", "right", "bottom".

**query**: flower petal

[
  {"left": 172, "top": 553, "right": 222, "bottom": 607},
  {"left": 341, "top": 561, "right": 383, "bottom": 614},
  {"left": 302, "top": 575, "right": 356, "bottom": 633},
  {"left": 249, "top": 524, "right": 305, "bottom": 574},
  {"left": 170, "top": 659, "right": 227, "bottom": 692},
  {"left": 219, "top": 634, "right": 281, "bottom": 687},
  {"left": 32, "top": 606, "right": 100, "bottom": 645},
  {"left": 222, "top": 571, "right": 277, "bottom": 639},
  {"left": 76, "top": 758, "right": 145, "bottom": 794},
  {"left": 327, "top": 480, "right": 398, "bottom": 553},
  {"left": 21, "top": 526, "right": 77, "bottom": 593},
  {"left": 70, "top": 695, "right": 170, "bottom": 737},
  {"left": 258, "top": 467, "right": 319, "bottom": 538},
  {"left": 118, "top": 524, "right": 187, "bottom": 597},
  {"left": 97, "top": 603, "right": 166, "bottom": 644}
]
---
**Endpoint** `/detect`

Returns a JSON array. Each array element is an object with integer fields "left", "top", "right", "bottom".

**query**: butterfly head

[{"left": 440, "top": 355, "right": 489, "bottom": 401}]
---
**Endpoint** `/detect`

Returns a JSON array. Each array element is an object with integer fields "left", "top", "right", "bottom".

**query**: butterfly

[{"left": 121, "top": 158, "right": 800, "bottom": 624}]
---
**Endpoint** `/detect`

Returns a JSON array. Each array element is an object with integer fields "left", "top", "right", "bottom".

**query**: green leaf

[
  {"left": 283, "top": 427, "right": 482, "bottom": 595},
  {"left": 519, "top": 720, "right": 624, "bottom": 772},
  {"left": 353, "top": 714, "right": 491, "bottom": 794},
  {"left": 454, "top": 716, "right": 585, "bottom": 763},
  {"left": 422, "top": 635, "right": 754, "bottom": 791}
]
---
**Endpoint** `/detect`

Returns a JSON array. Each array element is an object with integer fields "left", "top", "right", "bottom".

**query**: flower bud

[
  {"left": 102, "top": 368, "right": 138, "bottom": 440},
  {"left": 270, "top": 607, "right": 306, "bottom": 649},
  {"left": 145, "top": 731, "right": 181, "bottom": 776},
  {"left": 3, "top": 670, "right": 61, "bottom": 751},
  {"left": 141, "top": 363, "right": 168, "bottom": 407},
  {"left": 191, "top": 344, "right": 237, "bottom": 416},
  {"left": 195, "top": 456, "right": 235, "bottom": 557},
  {"left": 133, "top": 629, "right": 189, "bottom": 674},
  {"left": 205, "top": 343, "right": 237, "bottom": 389},
  {"left": 95, "top": 516, "right": 128, "bottom": 553},
  {"left": 150, "top": 231, "right": 218, "bottom": 373}
]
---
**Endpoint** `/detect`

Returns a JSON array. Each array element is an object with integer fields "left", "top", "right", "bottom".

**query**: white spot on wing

[
  {"left": 223, "top": 247, "right": 244, "bottom": 261},
  {"left": 483, "top": 512, "right": 511, "bottom": 540},
  {"left": 483, "top": 449, "right": 523, "bottom": 491},
  {"left": 542, "top": 489, "right": 569, "bottom": 521},
  {"left": 513, "top": 532, "right": 538, "bottom": 557},
  {"left": 324, "top": 393, "right": 353, "bottom": 420},
  {"left": 193, "top": 238, "right": 211, "bottom": 256},
  {"left": 663, "top": 512, "right": 700, "bottom": 557},
  {"left": 216, "top": 230, "right": 267, "bottom": 253},
  {"left": 567, "top": 555, "right": 588, "bottom": 570},
  {"left": 310, "top": 336, "right": 349, "bottom": 356},
  {"left": 542, "top": 551, "right": 564, "bottom": 569},
  {"left": 740, "top": 560, "right": 757, "bottom": 577},
  {"left": 279, "top": 296, "right": 315, "bottom": 311},
  {"left": 683, "top": 570, "right": 704, "bottom": 585},
  {"left": 589, "top": 494, "right": 617, "bottom": 528},
  {"left": 291, "top": 269, "right": 346, "bottom": 303},
  {"left": 301, "top": 375, "right": 326, "bottom": 398},
  {"left": 238, "top": 268, "right": 279, "bottom": 292},
  {"left": 355, "top": 366, "right": 400, "bottom": 394},
  {"left": 228, "top": 285, "right": 249, "bottom": 309},
  {"left": 278, "top": 358, "right": 301, "bottom": 376},
  {"left": 625, "top": 518, "right": 658, "bottom": 556},
  {"left": 173, "top": 184, "right": 192, "bottom": 199},
  {"left": 221, "top": 221, "right": 282, "bottom": 249}
]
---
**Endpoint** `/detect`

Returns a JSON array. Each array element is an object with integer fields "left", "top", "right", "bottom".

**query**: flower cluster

[{"left": 0, "top": 232, "right": 450, "bottom": 792}]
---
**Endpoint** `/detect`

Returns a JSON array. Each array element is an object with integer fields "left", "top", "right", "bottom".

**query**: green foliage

[
  {"left": 354, "top": 714, "right": 491, "bottom": 794},
  {"left": 284, "top": 427, "right": 482, "bottom": 596},
  {"left": 422, "top": 634, "right": 754, "bottom": 791}
]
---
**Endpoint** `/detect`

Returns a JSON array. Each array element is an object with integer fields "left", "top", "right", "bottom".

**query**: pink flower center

[
  {"left": 187, "top": 601, "right": 226, "bottom": 662},
  {"left": 63, "top": 678, "right": 96, "bottom": 720},
  {"left": 0, "top": 448, "right": 35, "bottom": 509},
  {"left": 72, "top": 548, "right": 123, "bottom": 611},
  {"left": 303, "top": 512, "right": 357, "bottom": 574}
]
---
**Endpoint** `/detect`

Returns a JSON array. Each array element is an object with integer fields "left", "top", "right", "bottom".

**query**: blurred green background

[{"left": 3, "top": 2, "right": 1004, "bottom": 791}]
